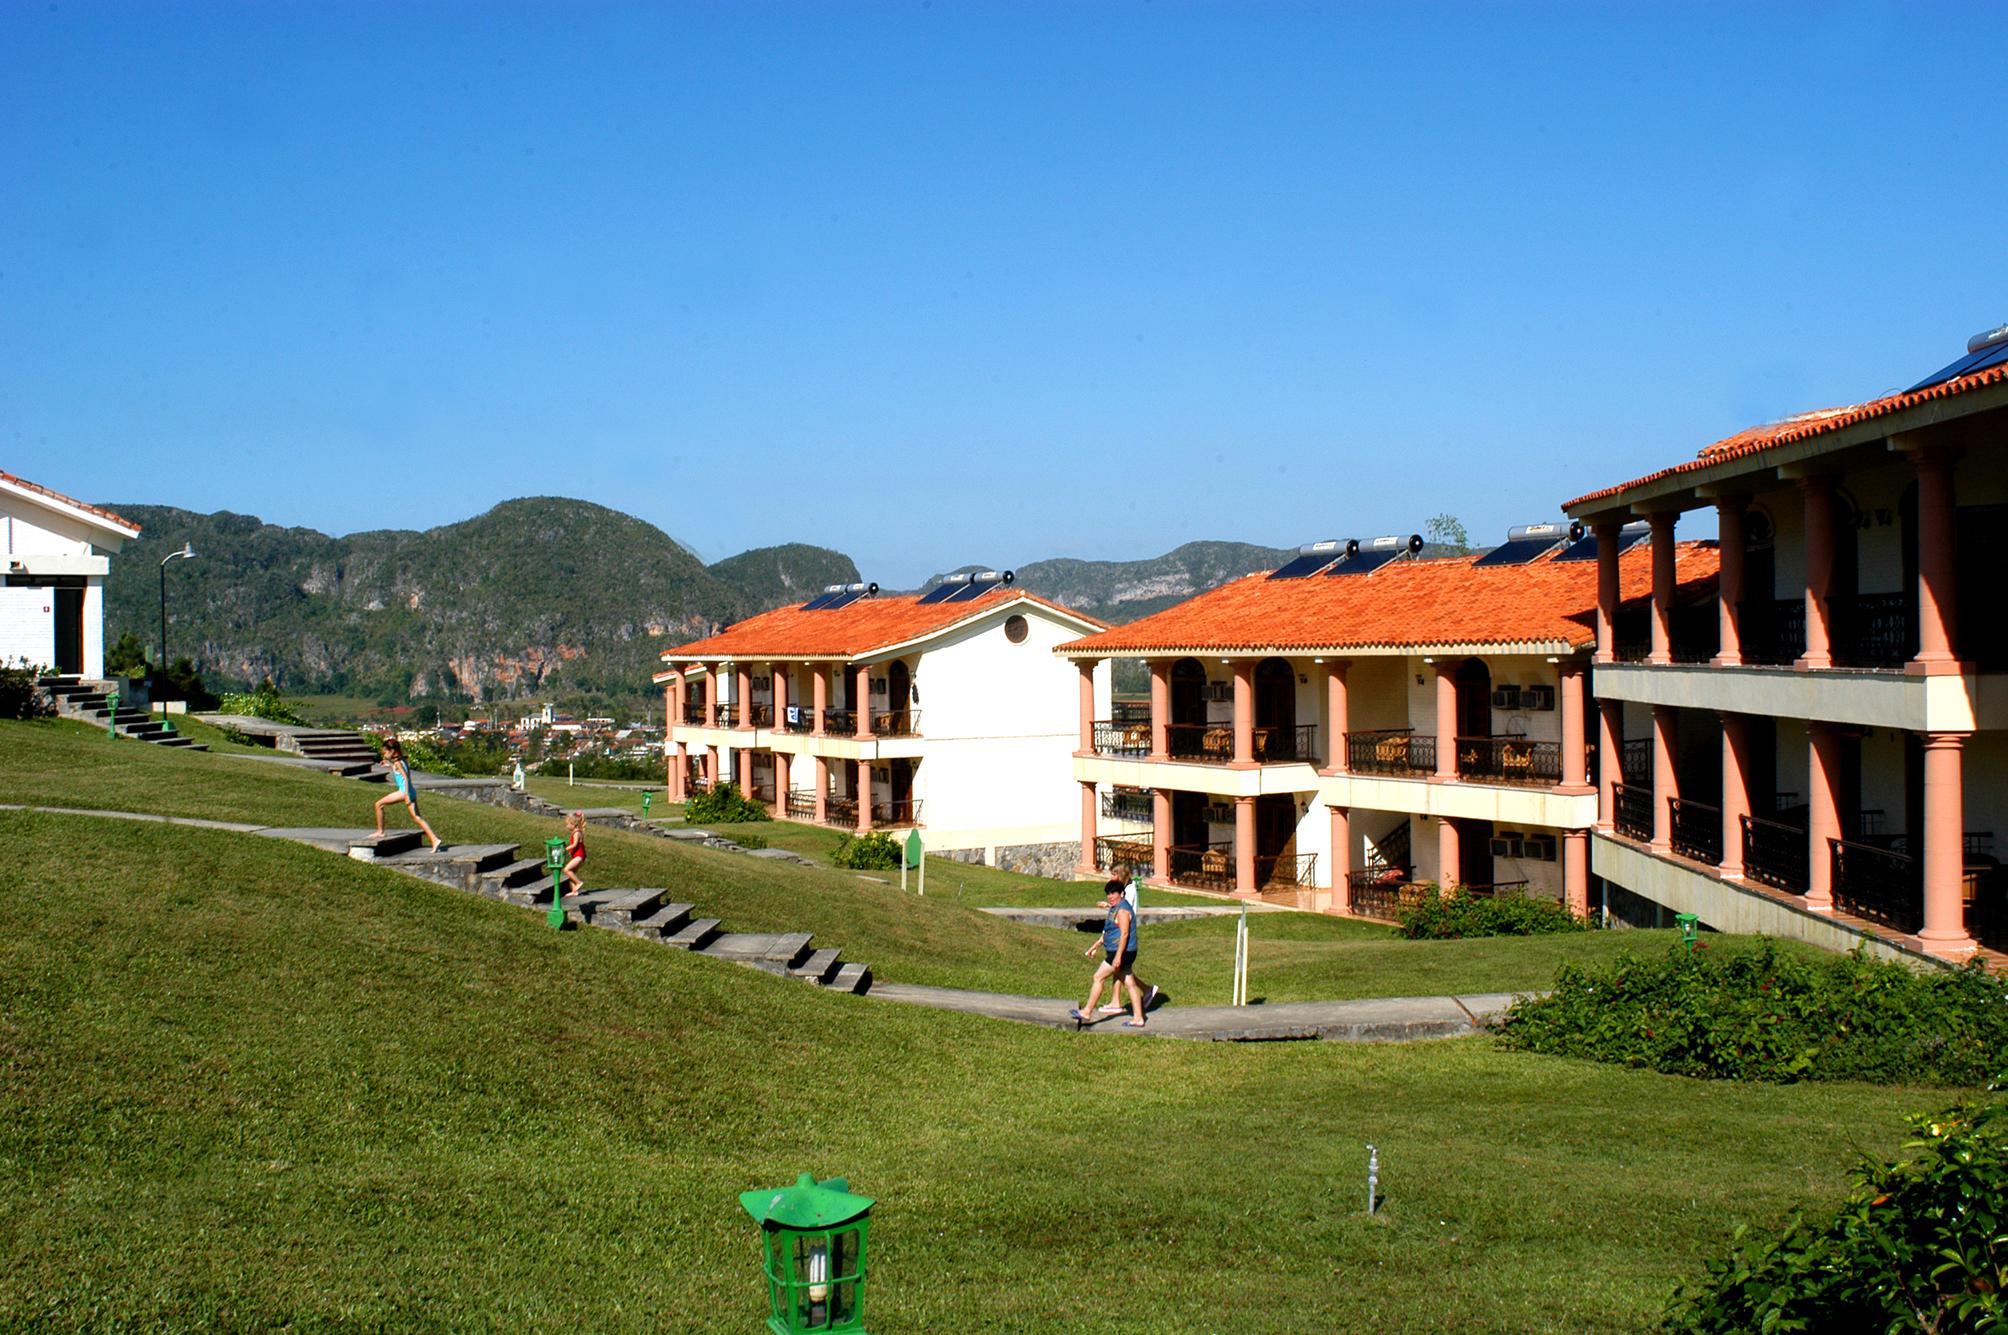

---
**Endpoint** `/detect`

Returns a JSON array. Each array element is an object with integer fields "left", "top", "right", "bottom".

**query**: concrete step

[
  {"left": 628, "top": 903, "right": 696, "bottom": 939},
  {"left": 482, "top": 858, "right": 548, "bottom": 894},
  {"left": 788, "top": 948, "right": 841, "bottom": 983},
  {"left": 378, "top": 843, "right": 519, "bottom": 875},
  {"left": 700, "top": 932, "right": 813, "bottom": 970},
  {"left": 663, "top": 917, "right": 721, "bottom": 951},
  {"left": 593, "top": 887, "right": 670, "bottom": 928},
  {"left": 828, "top": 962, "right": 873, "bottom": 995},
  {"left": 347, "top": 830, "right": 425, "bottom": 858},
  {"left": 152, "top": 738, "right": 207, "bottom": 750},
  {"left": 556, "top": 888, "right": 632, "bottom": 923}
]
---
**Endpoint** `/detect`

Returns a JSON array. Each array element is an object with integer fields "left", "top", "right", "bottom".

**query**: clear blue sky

[{"left": 4, "top": 1, "right": 2002, "bottom": 584}]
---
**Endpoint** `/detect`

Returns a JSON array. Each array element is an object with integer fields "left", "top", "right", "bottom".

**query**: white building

[
  {"left": 0, "top": 469, "right": 140, "bottom": 679},
  {"left": 658, "top": 578, "right": 1110, "bottom": 875}
]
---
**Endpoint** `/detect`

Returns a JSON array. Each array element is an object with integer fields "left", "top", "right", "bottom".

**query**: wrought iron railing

[
  {"left": 1256, "top": 852, "right": 1319, "bottom": 890},
  {"left": 1252, "top": 724, "right": 1319, "bottom": 763},
  {"left": 1969, "top": 866, "right": 2008, "bottom": 954},
  {"left": 1740, "top": 599, "right": 1806, "bottom": 666},
  {"left": 821, "top": 707, "right": 856, "bottom": 735},
  {"left": 1455, "top": 736, "right": 1561, "bottom": 786},
  {"left": 784, "top": 791, "right": 816, "bottom": 820},
  {"left": 714, "top": 703, "right": 738, "bottom": 727},
  {"left": 781, "top": 705, "right": 816, "bottom": 734},
  {"left": 825, "top": 795, "right": 858, "bottom": 827},
  {"left": 1110, "top": 699, "right": 1152, "bottom": 724},
  {"left": 1093, "top": 719, "right": 1153, "bottom": 758},
  {"left": 1346, "top": 870, "right": 1411, "bottom": 920},
  {"left": 1460, "top": 881, "right": 1531, "bottom": 899},
  {"left": 1346, "top": 728, "right": 1436, "bottom": 777},
  {"left": 1830, "top": 839, "right": 1921, "bottom": 932},
  {"left": 749, "top": 783, "right": 777, "bottom": 804},
  {"left": 1670, "top": 604, "right": 1719, "bottom": 663},
  {"left": 681, "top": 704, "right": 708, "bottom": 725},
  {"left": 1613, "top": 782, "right": 1653, "bottom": 842},
  {"left": 1831, "top": 593, "right": 1910, "bottom": 670},
  {"left": 1167, "top": 842, "right": 1234, "bottom": 891},
  {"left": 748, "top": 703, "right": 774, "bottom": 728},
  {"left": 1620, "top": 738, "right": 1651, "bottom": 785},
  {"left": 1094, "top": 834, "right": 1154, "bottom": 875},
  {"left": 1166, "top": 722, "right": 1233, "bottom": 763},
  {"left": 873, "top": 799, "right": 924, "bottom": 827},
  {"left": 1742, "top": 813, "right": 1808, "bottom": 893},
  {"left": 1100, "top": 787, "right": 1154, "bottom": 824},
  {"left": 870, "top": 709, "right": 922, "bottom": 737},
  {"left": 1669, "top": 797, "right": 1722, "bottom": 865}
]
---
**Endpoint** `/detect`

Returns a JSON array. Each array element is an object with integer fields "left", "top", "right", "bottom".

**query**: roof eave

[{"left": 1056, "top": 639, "right": 1588, "bottom": 660}]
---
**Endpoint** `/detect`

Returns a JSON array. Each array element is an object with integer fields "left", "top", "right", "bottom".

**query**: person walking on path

[
  {"left": 1098, "top": 869, "right": 1161, "bottom": 1015},
  {"left": 560, "top": 810, "right": 588, "bottom": 896},
  {"left": 373, "top": 736, "right": 443, "bottom": 851},
  {"left": 1071, "top": 880, "right": 1147, "bottom": 1028}
]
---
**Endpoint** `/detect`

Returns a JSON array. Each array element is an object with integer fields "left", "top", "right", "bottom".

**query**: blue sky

[{"left": 4, "top": 1, "right": 2002, "bottom": 584}]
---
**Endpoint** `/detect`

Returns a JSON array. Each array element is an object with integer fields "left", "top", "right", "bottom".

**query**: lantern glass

[
  {"left": 545, "top": 836, "right": 567, "bottom": 871},
  {"left": 761, "top": 1222, "right": 867, "bottom": 1333}
]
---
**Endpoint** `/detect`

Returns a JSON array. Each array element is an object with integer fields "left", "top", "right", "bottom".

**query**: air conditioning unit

[
  {"left": 1523, "top": 833, "right": 1557, "bottom": 861},
  {"left": 1521, "top": 685, "right": 1555, "bottom": 711},
  {"left": 752, "top": 675, "right": 771, "bottom": 690},
  {"left": 1491, "top": 686, "right": 1521, "bottom": 710},
  {"left": 1203, "top": 681, "right": 1233, "bottom": 702},
  {"left": 1490, "top": 835, "right": 1521, "bottom": 859},
  {"left": 1203, "top": 802, "right": 1233, "bottom": 824},
  {"left": 871, "top": 677, "right": 887, "bottom": 693}
]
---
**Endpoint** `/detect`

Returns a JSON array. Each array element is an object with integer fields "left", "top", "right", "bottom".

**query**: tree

[
  {"left": 105, "top": 632, "right": 149, "bottom": 677},
  {"left": 1425, "top": 513, "right": 1470, "bottom": 549}
]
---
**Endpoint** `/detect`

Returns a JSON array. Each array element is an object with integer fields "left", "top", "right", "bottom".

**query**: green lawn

[
  {"left": 524, "top": 774, "right": 675, "bottom": 819},
  {"left": 0, "top": 801, "right": 1939, "bottom": 1332}
]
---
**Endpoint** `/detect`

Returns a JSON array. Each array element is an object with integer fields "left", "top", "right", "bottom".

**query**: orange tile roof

[
  {"left": 0, "top": 468, "right": 141, "bottom": 535},
  {"left": 1056, "top": 543, "right": 1718, "bottom": 656},
  {"left": 661, "top": 589, "right": 1105, "bottom": 663},
  {"left": 1564, "top": 360, "right": 2008, "bottom": 511}
]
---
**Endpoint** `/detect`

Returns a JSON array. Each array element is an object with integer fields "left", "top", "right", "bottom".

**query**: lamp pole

[{"left": 158, "top": 542, "right": 196, "bottom": 674}]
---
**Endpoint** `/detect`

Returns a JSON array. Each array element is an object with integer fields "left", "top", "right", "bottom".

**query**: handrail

[
  {"left": 1831, "top": 592, "right": 1910, "bottom": 670},
  {"left": 1166, "top": 841, "right": 1234, "bottom": 891},
  {"left": 1255, "top": 851, "right": 1318, "bottom": 890},
  {"left": 680, "top": 704, "right": 708, "bottom": 725},
  {"left": 1093, "top": 718, "right": 1153, "bottom": 758},
  {"left": 784, "top": 791, "right": 816, "bottom": 819},
  {"left": 1669, "top": 796, "right": 1722, "bottom": 865},
  {"left": 748, "top": 703, "right": 774, "bottom": 728},
  {"left": 1741, "top": 813, "right": 1808, "bottom": 894},
  {"left": 1830, "top": 838, "right": 1921, "bottom": 932},
  {"left": 872, "top": 798, "right": 924, "bottom": 827},
  {"left": 820, "top": 707, "right": 857, "bottom": 735},
  {"left": 781, "top": 705, "right": 817, "bottom": 734},
  {"left": 714, "top": 703, "right": 738, "bottom": 727},
  {"left": 1455, "top": 735, "right": 1560, "bottom": 786},
  {"left": 1165, "top": 722, "right": 1232, "bottom": 763},
  {"left": 1612, "top": 782, "right": 1653, "bottom": 842},
  {"left": 1093, "top": 834, "right": 1154, "bottom": 874}
]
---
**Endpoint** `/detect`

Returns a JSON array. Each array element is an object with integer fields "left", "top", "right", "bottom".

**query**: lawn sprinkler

[
  {"left": 543, "top": 836, "right": 568, "bottom": 929},
  {"left": 105, "top": 688, "right": 119, "bottom": 739},
  {"left": 1676, "top": 912, "right": 1699, "bottom": 952},
  {"left": 740, "top": 1173, "right": 874, "bottom": 1334}
]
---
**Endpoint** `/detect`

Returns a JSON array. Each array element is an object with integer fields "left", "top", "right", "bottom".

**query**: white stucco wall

[{"left": 1, "top": 486, "right": 127, "bottom": 678}]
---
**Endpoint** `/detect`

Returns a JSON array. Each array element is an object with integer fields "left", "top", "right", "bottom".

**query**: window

[{"left": 1004, "top": 614, "right": 1028, "bottom": 644}]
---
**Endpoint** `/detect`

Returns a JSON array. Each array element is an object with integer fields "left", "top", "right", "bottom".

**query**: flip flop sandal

[{"left": 1123, "top": 1019, "right": 1147, "bottom": 1028}]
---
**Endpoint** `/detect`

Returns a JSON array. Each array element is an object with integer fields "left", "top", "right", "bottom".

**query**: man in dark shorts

[{"left": 1070, "top": 880, "right": 1147, "bottom": 1028}]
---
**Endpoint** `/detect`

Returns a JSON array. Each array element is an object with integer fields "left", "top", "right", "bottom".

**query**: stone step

[
  {"left": 556, "top": 888, "right": 631, "bottom": 923},
  {"left": 663, "top": 917, "right": 721, "bottom": 951},
  {"left": 700, "top": 932, "right": 813, "bottom": 969},
  {"left": 788, "top": 948, "right": 841, "bottom": 983},
  {"left": 482, "top": 858, "right": 548, "bottom": 892},
  {"left": 347, "top": 830, "right": 425, "bottom": 858},
  {"left": 593, "top": 887, "right": 670, "bottom": 927},
  {"left": 378, "top": 843, "right": 519, "bottom": 875},
  {"left": 828, "top": 962, "right": 873, "bottom": 995},
  {"left": 628, "top": 903, "right": 696, "bottom": 939},
  {"left": 151, "top": 737, "right": 207, "bottom": 750}
]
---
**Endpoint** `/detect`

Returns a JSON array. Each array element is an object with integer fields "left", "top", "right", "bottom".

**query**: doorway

[
  {"left": 1255, "top": 793, "right": 1299, "bottom": 885},
  {"left": 1458, "top": 818, "right": 1495, "bottom": 889},
  {"left": 1253, "top": 658, "right": 1295, "bottom": 760},
  {"left": 52, "top": 585, "right": 84, "bottom": 676},
  {"left": 1170, "top": 791, "right": 1209, "bottom": 850},
  {"left": 1454, "top": 658, "right": 1491, "bottom": 740}
]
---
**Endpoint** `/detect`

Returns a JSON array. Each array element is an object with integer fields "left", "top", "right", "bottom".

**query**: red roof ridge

[
  {"left": 661, "top": 587, "right": 1106, "bottom": 662},
  {"left": 0, "top": 468, "right": 142, "bottom": 535}
]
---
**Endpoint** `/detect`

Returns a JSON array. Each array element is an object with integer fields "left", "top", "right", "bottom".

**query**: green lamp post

[
  {"left": 104, "top": 687, "right": 119, "bottom": 740},
  {"left": 739, "top": 1173, "right": 874, "bottom": 1334},
  {"left": 544, "top": 835, "right": 568, "bottom": 930},
  {"left": 641, "top": 790, "right": 654, "bottom": 819},
  {"left": 1676, "top": 912, "right": 1699, "bottom": 951}
]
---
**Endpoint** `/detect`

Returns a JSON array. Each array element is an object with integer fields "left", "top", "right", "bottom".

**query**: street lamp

[
  {"left": 158, "top": 542, "right": 196, "bottom": 674},
  {"left": 740, "top": 1173, "right": 874, "bottom": 1334}
]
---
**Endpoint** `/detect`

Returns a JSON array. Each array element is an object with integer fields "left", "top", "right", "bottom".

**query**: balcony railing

[
  {"left": 1093, "top": 719, "right": 1153, "bottom": 758},
  {"left": 1346, "top": 728, "right": 1437, "bottom": 777},
  {"left": 681, "top": 704, "right": 708, "bottom": 725},
  {"left": 826, "top": 795, "right": 858, "bottom": 827},
  {"left": 1669, "top": 797, "right": 1722, "bottom": 865},
  {"left": 1613, "top": 782, "right": 1653, "bottom": 842},
  {"left": 1455, "top": 735, "right": 1561, "bottom": 786},
  {"left": 870, "top": 709, "right": 922, "bottom": 738},
  {"left": 784, "top": 790, "right": 817, "bottom": 820},
  {"left": 1969, "top": 866, "right": 2008, "bottom": 955},
  {"left": 1620, "top": 738, "right": 1651, "bottom": 785},
  {"left": 1166, "top": 722, "right": 1231, "bottom": 763},
  {"left": 1167, "top": 842, "right": 1234, "bottom": 892},
  {"left": 714, "top": 703, "right": 738, "bottom": 727},
  {"left": 1160, "top": 722, "right": 1317, "bottom": 765},
  {"left": 1740, "top": 599, "right": 1806, "bottom": 667},
  {"left": 1254, "top": 724, "right": 1318, "bottom": 763},
  {"left": 1830, "top": 839, "right": 1921, "bottom": 933},
  {"left": 1256, "top": 852, "right": 1319, "bottom": 890},
  {"left": 1742, "top": 813, "right": 1808, "bottom": 894},
  {"left": 781, "top": 706, "right": 816, "bottom": 734},
  {"left": 687, "top": 775, "right": 712, "bottom": 794},
  {"left": 749, "top": 782, "right": 777, "bottom": 805},
  {"left": 873, "top": 799, "right": 924, "bottom": 828},
  {"left": 1094, "top": 834, "right": 1153, "bottom": 875},
  {"left": 747, "top": 703, "right": 774, "bottom": 728},
  {"left": 1831, "top": 593, "right": 1910, "bottom": 670},
  {"left": 1101, "top": 788, "right": 1154, "bottom": 824},
  {"left": 1346, "top": 870, "right": 1412, "bottom": 921},
  {"left": 821, "top": 707, "right": 856, "bottom": 735}
]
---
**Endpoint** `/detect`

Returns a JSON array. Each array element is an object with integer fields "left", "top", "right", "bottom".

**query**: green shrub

[
  {"left": 831, "top": 831, "right": 902, "bottom": 871},
  {"left": 683, "top": 782, "right": 771, "bottom": 825},
  {"left": 1397, "top": 884, "right": 1589, "bottom": 939},
  {"left": 0, "top": 661, "right": 54, "bottom": 720},
  {"left": 1496, "top": 940, "right": 2008, "bottom": 1085},
  {"left": 218, "top": 678, "right": 306, "bottom": 725},
  {"left": 1665, "top": 1085, "right": 2008, "bottom": 1333}
]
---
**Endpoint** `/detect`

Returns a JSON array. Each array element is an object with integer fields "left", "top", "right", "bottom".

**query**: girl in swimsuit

[
  {"left": 561, "top": 810, "right": 587, "bottom": 895},
  {"left": 373, "top": 736, "right": 443, "bottom": 851}
]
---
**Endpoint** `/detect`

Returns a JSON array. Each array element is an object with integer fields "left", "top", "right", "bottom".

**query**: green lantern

[
  {"left": 544, "top": 835, "right": 568, "bottom": 930},
  {"left": 105, "top": 688, "right": 120, "bottom": 740},
  {"left": 642, "top": 790, "right": 654, "bottom": 818},
  {"left": 739, "top": 1173, "right": 874, "bottom": 1334},
  {"left": 1676, "top": 912, "right": 1699, "bottom": 951}
]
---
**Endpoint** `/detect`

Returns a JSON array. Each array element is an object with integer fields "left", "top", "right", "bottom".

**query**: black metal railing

[
  {"left": 1613, "top": 638, "right": 1650, "bottom": 663},
  {"left": 1831, "top": 593, "right": 1910, "bottom": 670},
  {"left": 1346, "top": 870, "right": 1409, "bottom": 920},
  {"left": 782, "top": 705, "right": 816, "bottom": 734},
  {"left": 1100, "top": 787, "right": 1154, "bottom": 824},
  {"left": 870, "top": 709, "right": 922, "bottom": 737},
  {"left": 1166, "top": 722, "right": 1233, "bottom": 763},
  {"left": 1831, "top": 839, "right": 1921, "bottom": 933},
  {"left": 1093, "top": 719, "right": 1153, "bottom": 758},
  {"left": 825, "top": 795, "right": 858, "bottom": 827},
  {"left": 1167, "top": 842, "right": 1234, "bottom": 891},
  {"left": 1742, "top": 813, "right": 1808, "bottom": 894},
  {"left": 873, "top": 799, "right": 923, "bottom": 828},
  {"left": 1346, "top": 728, "right": 1436, "bottom": 777},
  {"left": 1670, "top": 604, "right": 1720, "bottom": 664},
  {"left": 1740, "top": 599, "right": 1806, "bottom": 666},
  {"left": 821, "top": 707, "right": 857, "bottom": 735},
  {"left": 1669, "top": 797, "right": 1722, "bottom": 865},
  {"left": 785, "top": 791, "right": 816, "bottom": 820},
  {"left": 714, "top": 703, "right": 739, "bottom": 727},
  {"left": 748, "top": 703, "right": 774, "bottom": 728},
  {"left": 1969, "top": 866, "right": 2007, "bottom": 954},
  {"left": 1094, "top": 835, "right": 1154, "bottom": 875},
  {"left": 681, "top": 704, "right": 708, "bottom": 725},
  {"left": 1613, "top": 782, "right": 1653, "bottom": 842},
  {"left": 1256, "top": 852, "right": 1319, "bottom": 890},
  {"left": 1456, "top": 736, "right": 1561, "bottom": 786}
]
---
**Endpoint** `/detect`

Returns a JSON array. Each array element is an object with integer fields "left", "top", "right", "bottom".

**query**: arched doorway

[{"left": 1253, "top": 657, "right": 1294, "bottom": 760}]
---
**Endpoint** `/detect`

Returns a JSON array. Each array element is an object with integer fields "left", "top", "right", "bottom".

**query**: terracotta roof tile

[
  {"left": 1564, "top": 360, "right": 2008, "bottom": 511},
  {"left": 662, "top": 589, "right": 1104, "bottom": 663},
  {"left": 1057, "top": 543, "right": 1718, "bottom": 656},
  {"left": 0, "top": 469, "right": 141, "bottom": 535}
]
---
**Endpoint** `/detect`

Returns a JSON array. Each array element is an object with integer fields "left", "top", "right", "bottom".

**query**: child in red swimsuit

[{"left": 561, "top": 811, "right": 587, "bottom": 895}]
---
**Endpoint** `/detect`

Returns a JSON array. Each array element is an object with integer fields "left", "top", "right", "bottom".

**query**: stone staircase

[
  {"left": 42, "top": 677, "right": 207, "bottom": 750},
  {"left": 288, "top": 729, "right": 382, "bottom": 766}
]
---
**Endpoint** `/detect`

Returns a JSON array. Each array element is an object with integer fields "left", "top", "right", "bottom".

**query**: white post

[
  {"left": 918, "top": 844, "right": 926, "bottom": 897},
  {"left": 568, "top": 761, "right": 574, "bottom": 787}
]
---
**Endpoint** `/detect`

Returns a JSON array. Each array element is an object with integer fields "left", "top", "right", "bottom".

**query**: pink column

[
  {"left": 773, "top": 750, "right": 790, "bottom": 812},
  {"left": 1328, "top": 804, "right": 1350, "bottom": 912},
  {"left": 1150, "top": 787, "right": 1170, "bottom": 885},
  {"left": 671, "top": 742, "right": 688, "bottom": 800},
  {"left": 853, "top": 666, "right": 873, "bottom": 741},
  {"left": 1911, "top": 450, "right": 1961, "bottom": 674},
  {"left": 1234, "top": 795, "right": 1257, "bottom": 895},
  {"left": 1804, "top": 723, "right": 1839, "bottom": 910},
  {"left": 1230, "top": 661, "right": 1255, "bottom": 768},
  {"left": 1148, "top": 661, "right": 1170, "bottom": 760},
  {"left": 1077, "top": 781, "right": 1100, "bottom": 876},
  {"left": 1713, "top": 500, "right": 1745, "bottom": 667},
  {"left": 813, "top": 756, "right": 829, "bottom": 825},
  {"left": 1597, "top": 700, "right": 1621, "bottom": 831},
  {"left": 1649, "top": 705, "right": 1677, "bottom": 853},
  {"left": 1718, "top": 713, "right": 1750, "bottom": 881},
  {"left": 1593, "top": 521, "right": 1621, "bottom": 664},
  {"left": 705, "top": 745, "right": 719, "bottom": 786},
  {"left": 1433, "top": 661, "right": 1458, "bottom": 781},
  {"left": 1076, "top": 661, "right": 1096, "bottom": 756},
  {"left": 811, "top": 664, "right": 830, "bottom": 736},
  {"left": 736, "top": 664, "right": 754, "bottom": 730},
  {"left": 1324, "top": 661, "right": 1349, "bottom": 773},
  {"left": 1437, "top": 816, "right": 1461, "bottom": 888},
  {"left": 1562, "top": 830, "right": 1589, "bottom": 916},
  {"left": 1558, "top": 661, "right": 1589, "bottom": 792},
  {"left": 772, "top": 666, "right": 788, "bottom": 734},
  {"left": 1647, "top": 511, "right": 1677, "bottom": 665},
  {"left": 1916, "top": 732, "right": 1976, "bottom": 955},
  {"left": 1797, "top": 476, "right": 1835, "bottom": 670},
  {"left": 737, "top": 747, "right": 753, "bottom": 793},
  {"left": 855, "top": 760, "right": 874, "bottom": 832}
]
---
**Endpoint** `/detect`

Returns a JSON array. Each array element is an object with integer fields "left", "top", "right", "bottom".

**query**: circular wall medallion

[{"left": 1004, "top": 614, "right": 1029, "bottom": 644}]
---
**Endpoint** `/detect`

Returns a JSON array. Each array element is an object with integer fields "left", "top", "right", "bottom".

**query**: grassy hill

[{"left": 0, "top": 718, "right": 1943, "bottom": 1331}]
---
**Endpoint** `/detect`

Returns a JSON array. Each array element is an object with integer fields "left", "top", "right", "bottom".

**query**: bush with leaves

[
  {"left": 218, "top": 678, "right": 306, "bottom": 725},
  {"left": 1397, "top": 884, "right": 1589, "bottom": 939},
  {"left": 547, "top": 751, "right": 660, "bottom": 782},
  {"left": 1496, "top": 939, "right": 2008, "bottom": 1085},
  {"left": 105, "top": 632, "right": 149, "bottom": 677},
  {"left": 683, "top": 782, "right": 771, "bottom": 825},
  {"left": 0, "top": 660, "right": 54, "bottom": 720},
  {"left": 831, "top": 831, "right": 903, "bottom": 871},
  {"left": 1665, "top": 1085, "right": 2008, "bottom": 1333}
]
